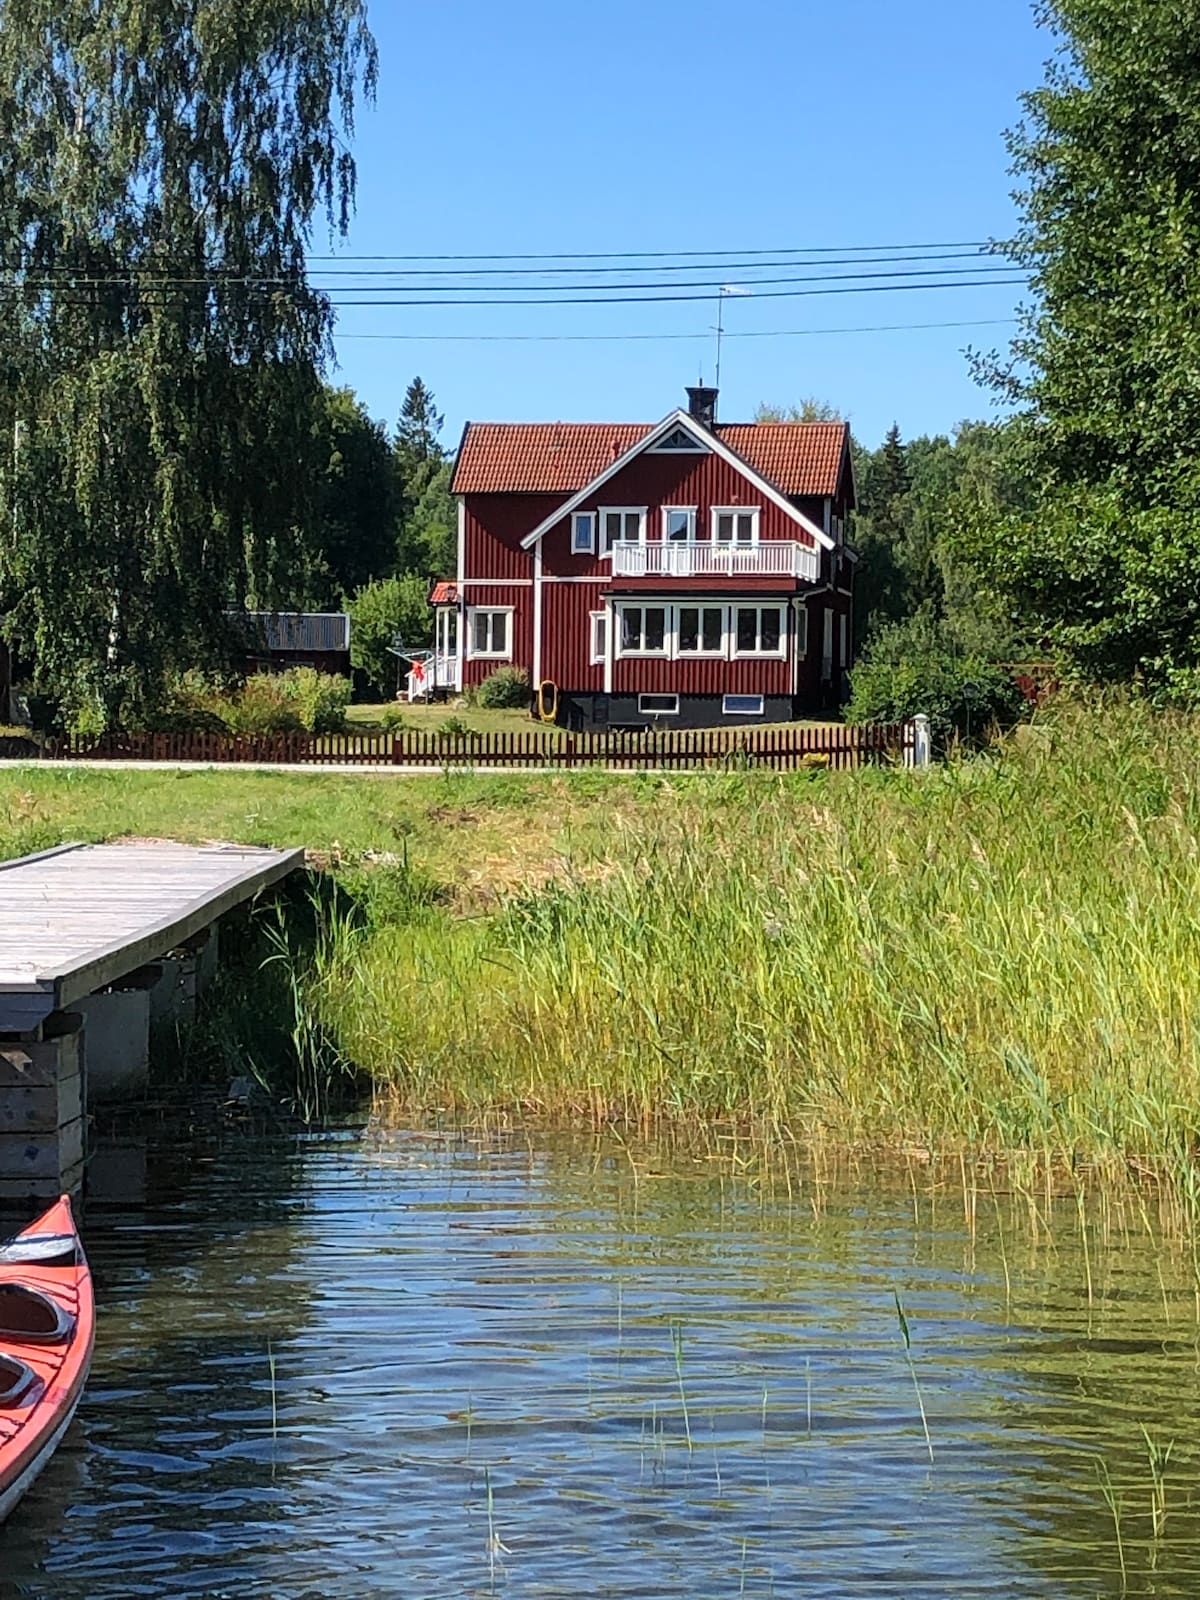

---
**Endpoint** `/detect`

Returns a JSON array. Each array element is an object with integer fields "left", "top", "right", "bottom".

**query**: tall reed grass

[{"left": 310, "top": 700, "right": 1200, "bottom": 1206}]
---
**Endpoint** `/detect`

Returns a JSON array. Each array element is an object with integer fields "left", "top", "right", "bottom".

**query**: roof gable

[{"left": 516, "top": 410, "right": 835, "bottom": 551}]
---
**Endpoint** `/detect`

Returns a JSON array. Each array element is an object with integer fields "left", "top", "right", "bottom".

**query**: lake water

[{"left": 2, "top": 1125, "right": 1198, "bottom": 1598}]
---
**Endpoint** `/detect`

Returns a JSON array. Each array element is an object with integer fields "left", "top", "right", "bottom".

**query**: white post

[{"left": 904, "top": 714, "right": 932, "bottom": 769}]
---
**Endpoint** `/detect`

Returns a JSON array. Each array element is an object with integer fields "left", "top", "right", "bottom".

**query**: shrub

[
  {"left": 347, "top": 574, "right": 432, "bottom": 696},
  {"left": 160, "top": 667, "right": 350, "bottom": 736},
  {"left": 477, "top": 665, "right": 531, "bottom": 710},
  {"left": 379, "top": 703, "right": 406, "bottom": 732},
  {"left": 437, "top": 715, "right": 469, "bottom": 737},
  {"left": 845, "top": 613, "right": 1025, "bottom": 747}
]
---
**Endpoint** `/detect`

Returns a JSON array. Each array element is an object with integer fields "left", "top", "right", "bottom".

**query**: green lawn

[{"left": 346, "top": 700, "right": 565, "bottom": 739}]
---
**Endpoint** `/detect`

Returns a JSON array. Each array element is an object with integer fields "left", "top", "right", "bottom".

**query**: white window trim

[
  {"left": 674, "top": 602, "right": 726, "bottom": 657},
  {"left": 615, "top": 601, "right": 670, "bottom": 658},
  {"left": 638, "top": 693, "right": 680, "bottom": 716},
  {"left": 589, "top": 609, "right": 607, "bottom": 665},
  {"left": 732, "top": 603, "right": 787, "bottom": 659},
  {"left": 599, "top": 506, "right": 648, "bottom": 556},
  {"left": 646, "top": 426, "right": 709, "bottom": 454},
  {"left": 710, "top": 506, "right": 761, "bottom": 545},
  {"left": 723, "top": 694, "right": 765, "bottom": 717},
  {"left": 571, "top": 511, "right": 596, "bottom": 555},
  {"left": 661, "top": 505, "right": 698, "bottom": 542},
  {"left": 466, "top": 605, "right": 515, "bottom": 661}
]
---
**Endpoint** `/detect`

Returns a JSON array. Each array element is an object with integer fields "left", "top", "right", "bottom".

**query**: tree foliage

[
  {"left": 314, "top": 386, "right": 398, "bottom": 605},
  {"left": 0, "top": 0, "right": 376, "bottom": 726},
  {"left": 961, "top": 0, "right": 1200, "bottom": 683},
  {"left": 348, "top": 574, "right": 432, "bottom": 697}
]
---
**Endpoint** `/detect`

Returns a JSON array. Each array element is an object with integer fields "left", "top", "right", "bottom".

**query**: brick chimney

[{"left": 685, "top": 386, "right": 718, "bottom": 429}]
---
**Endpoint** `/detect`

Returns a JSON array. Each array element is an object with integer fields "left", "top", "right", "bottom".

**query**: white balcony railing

[{"left": 610, "top": 540, "right": 819, "bottom": 583}]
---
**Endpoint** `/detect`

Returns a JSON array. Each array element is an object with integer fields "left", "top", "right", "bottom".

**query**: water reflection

[{"left": 2, "top": 1125, "right": 1198, "bottom": 1597}]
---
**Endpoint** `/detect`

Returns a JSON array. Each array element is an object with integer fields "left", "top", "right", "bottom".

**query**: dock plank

[{"left": 0, "top": 842, "right": 303, "bottom": 1028}]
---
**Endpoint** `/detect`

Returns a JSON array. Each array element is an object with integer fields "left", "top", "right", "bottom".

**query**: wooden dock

[{"left": 0, "top": 841, "right": 303, "bottom": 1203}]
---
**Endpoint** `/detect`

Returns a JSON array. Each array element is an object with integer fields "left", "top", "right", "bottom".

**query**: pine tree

[
  {"left": 0, "top": 0, "right": 377, "bottom": 727},
  {"left": 395, "top": 378, "right": 445, "bottom": 481}
]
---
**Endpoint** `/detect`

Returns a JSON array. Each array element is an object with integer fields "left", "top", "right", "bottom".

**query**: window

[
  {"left": 662, "top": 506, "right": 697, "bottom": 542},
  {"left": 822, "top": 607, "right": 835, "bottom": 681},
  {"left": 468, "top": 608, "right": 512, "bottom": 659},
  {"left": 648, "top": 426, "right": 707, "bottom": 453},
  {"left": 677, "top": 605, "right": 724, "bottom": 654},
  {"left": 712, "top": 507, "right": 759, "bottom": 544},
  {"left": 572, "top": 512, "right": 596, "bottom": 555},
  {"left": 723, "top": 694, "right": 764, "bottom": 717},
  {"left": 838, "top": 613, "right": 848, "bottom": 668},
  {"left": 734, "top": 605, "right": 784, "bottom": 656},
  {"left": 619, "top": 605, "right": 667, "bottom": 655},
  {"left": 590, "top": 610, "right": 607, "bottom": 665},
  {"left": 638, "top": 693, "right": 679, "bottom": 715},
  {"left": 795, "top": 606, "right": 809, "bottom": 658},
  {"left": 600, "top": 507, "right": 647, "bottom": 553}
]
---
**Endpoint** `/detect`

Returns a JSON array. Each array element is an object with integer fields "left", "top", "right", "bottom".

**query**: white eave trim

[{"left": 518, "top": 409, "right": 835, "bottom": 552}]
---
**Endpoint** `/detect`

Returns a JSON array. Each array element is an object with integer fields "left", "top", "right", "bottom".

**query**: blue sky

[{"left": 325, "top": 0, "right": 1048, "bottom": 449}]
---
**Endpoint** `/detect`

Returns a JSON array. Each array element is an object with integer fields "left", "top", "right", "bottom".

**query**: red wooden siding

[
  {"left": 464, "top": 493, "right": 563, "bottom": 580},
  {"left": 461, "top": 583, "right": 534, "bottom": 689},
  {"left": 613, "top": 654, "right": 793, "bottom": 697},
  {"left": 541, "top": 581, "right": 606, "bottom": 688}
]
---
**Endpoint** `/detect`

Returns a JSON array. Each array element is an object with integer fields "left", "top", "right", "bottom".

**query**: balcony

[{"left": 610, "top": 539, "right": 819, "bottom": 584}]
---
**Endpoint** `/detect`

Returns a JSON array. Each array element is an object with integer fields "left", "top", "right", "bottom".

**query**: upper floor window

[
  {"left": 662, "top": 507, "right": 697, "bottom": 542},
  {"left": 468, "top": 608, "right": 512, "bottom": 659},
  {"left": 600, "top": 507, "right": 647, "bottom": 553},
  {"left": 734, "top": 604, "right": 784, "bottom": 656},
  {"left": 572, "top": 511, "right": 596, "bottom": 555},
  {"left": 712, "top": 507, "right": 760, "bottom": 545}
]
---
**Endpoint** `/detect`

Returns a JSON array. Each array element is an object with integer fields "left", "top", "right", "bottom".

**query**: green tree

[
  {"left": 963, "top": 0, "right": 1200, "bottom": 683},
  {"left": 754, "top": 398, "right": 845, "bottom": 423},
  {"left": 402, "top": 459, "right": 457, "bottom": 578},
  {"left": 315, "top": 386, "right": 398, "bottom": 604},
  {"left": 0, "top": 0, "right": 376, "bottom": 727},
  {"left": 348, "top": 574, "right": 432, "bottom": 697}
]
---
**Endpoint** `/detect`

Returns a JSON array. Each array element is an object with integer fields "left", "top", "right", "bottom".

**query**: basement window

[
  {"left": 638, "top": 694, "right": 679, "bottom": 715},
  {"left": 723, "top": 694, "right": 765, "bottom": 717}
]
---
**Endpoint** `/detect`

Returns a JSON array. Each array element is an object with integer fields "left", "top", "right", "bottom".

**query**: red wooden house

[{"left": 433, "top": 387, "right": 856, "bottom": 730}]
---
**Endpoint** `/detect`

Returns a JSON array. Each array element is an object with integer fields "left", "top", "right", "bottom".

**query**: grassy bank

[
  {"left": 307, "top": 701, "right": 1200, "bottom": 1206},
  {"left": 8, "top": 702, "right": 1200, "bottom": 1206}
]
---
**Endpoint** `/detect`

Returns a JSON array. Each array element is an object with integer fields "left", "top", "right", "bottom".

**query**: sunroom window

[
  {"left": 734, "top": 605, "right": 783, "bottom": 655},
  {"left": 677, "top": 605, "right": 724, "bottom": 654},
  {"left": 619, "top": 606, "right": 667, "bottom": 654}
]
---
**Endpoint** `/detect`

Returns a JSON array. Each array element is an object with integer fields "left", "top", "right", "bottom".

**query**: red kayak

[{"left": 0, "top": 1197, "right": 94, "bottom": 1524}]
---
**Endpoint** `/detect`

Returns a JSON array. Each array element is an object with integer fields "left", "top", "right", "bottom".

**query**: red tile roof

[
  {"left": 429, "top": 581, "right": 458, "bottom": 606},
  {"left": 452, "top": 420, "right": 848, "bottom": 498}
]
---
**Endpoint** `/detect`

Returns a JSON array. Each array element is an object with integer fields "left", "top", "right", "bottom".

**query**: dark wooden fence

[{"left": 17, "top": 722, "right": 914, "bottom": 772}]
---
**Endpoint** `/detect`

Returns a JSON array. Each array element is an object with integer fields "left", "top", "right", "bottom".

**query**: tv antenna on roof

[{"left": 713, "top": 284, "right": 753, "bottom": 390}]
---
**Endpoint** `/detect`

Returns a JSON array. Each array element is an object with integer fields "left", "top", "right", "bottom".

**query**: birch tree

[{"left": 0, "top": 1, "right": 376, "bottom": 725}]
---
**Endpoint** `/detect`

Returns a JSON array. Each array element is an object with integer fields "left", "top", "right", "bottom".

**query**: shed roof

[{"left": 231, "top": 612, "right": 351, "bottom": 653}]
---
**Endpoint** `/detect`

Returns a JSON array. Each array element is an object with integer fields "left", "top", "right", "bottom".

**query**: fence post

[{"left": 904, "top": 714, "right": 932, "bottom": 769}]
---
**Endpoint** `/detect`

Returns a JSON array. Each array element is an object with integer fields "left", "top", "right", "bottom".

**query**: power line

[
  {"left": 317, "top": 277, "right": 1026, "bottom": 308},
  {"left": 7, "top": 263, "right": 1020, "bottom": 296},
  {"left": 306, "top": 238, "right": 1003, "bottom": 262},
  {"left": 335, "top": 316, "right": 1019, "bottom": 344}
]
